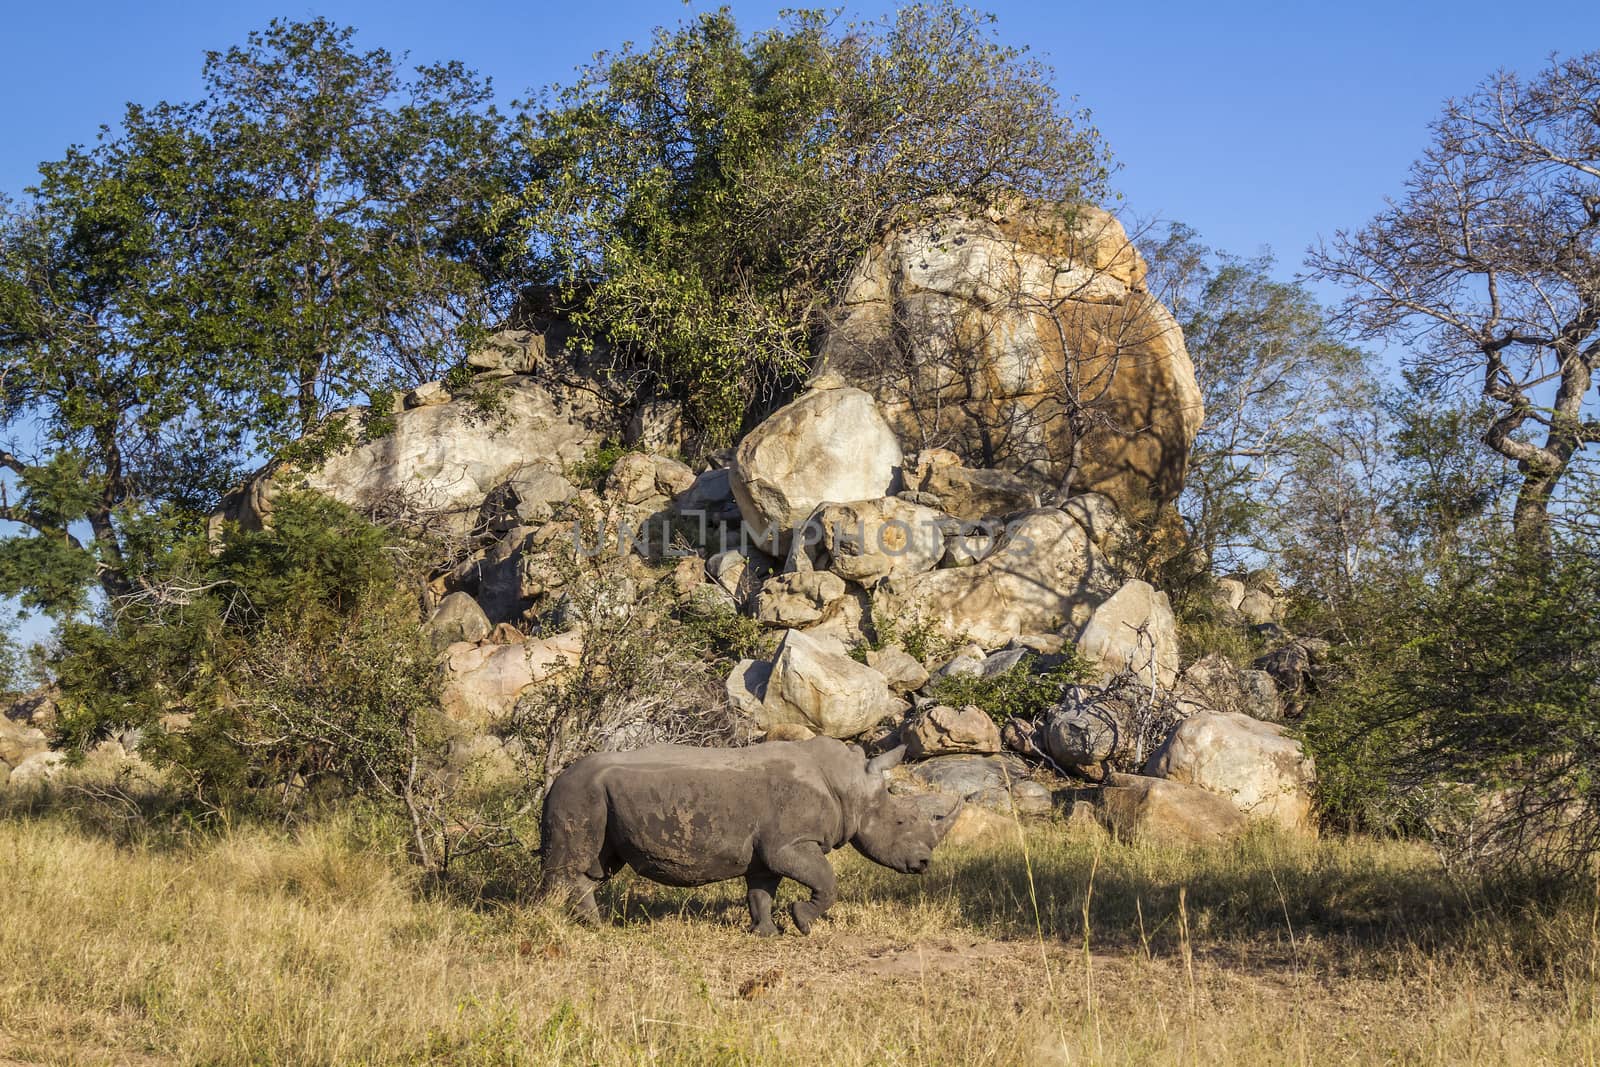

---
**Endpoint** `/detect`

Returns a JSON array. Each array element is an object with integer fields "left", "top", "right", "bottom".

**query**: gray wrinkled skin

[{"left": 537, "top": 737, "right": 960, "bottom": 935}]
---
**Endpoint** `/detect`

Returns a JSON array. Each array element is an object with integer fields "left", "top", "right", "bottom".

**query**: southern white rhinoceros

[{"left": 536, "top": 737, "right": 959, "bottom": 935}]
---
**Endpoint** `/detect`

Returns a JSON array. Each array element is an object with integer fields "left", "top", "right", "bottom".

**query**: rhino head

[{"left": 851, "top": 746, "right": 962, "bottom": 874}]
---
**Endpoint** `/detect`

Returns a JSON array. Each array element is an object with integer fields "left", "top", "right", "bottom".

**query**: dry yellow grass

[{"left": 0, "top": 811, "right": 1597, "bottom": 1065}]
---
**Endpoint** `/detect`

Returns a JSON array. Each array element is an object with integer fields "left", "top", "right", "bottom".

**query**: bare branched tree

[{"left": 1310, "top": 51, "right": 1600, "bottom": 546}]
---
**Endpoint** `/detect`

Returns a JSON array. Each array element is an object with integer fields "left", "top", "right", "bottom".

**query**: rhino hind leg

[
  {"left": 539, "top": 841, "right": 622, "bottom": 924},
  {"left": 745, "top": 871, "right": 782, "bottom": 937},
  {"left": 764, "top": 842, "right": 837, "bottom": 935}
]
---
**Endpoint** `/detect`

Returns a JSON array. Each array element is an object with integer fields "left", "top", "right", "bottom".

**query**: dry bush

[{"left": 507, "top": 541, "right": 742, "bottom": 801}]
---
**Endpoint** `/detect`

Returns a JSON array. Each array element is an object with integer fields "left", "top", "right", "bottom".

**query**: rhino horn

[
  {"left": 931, "top": 796, "right": 964, "bottom": 845},
  {"left": 865, "top": 744, "right": 907, "bottom": 775}
]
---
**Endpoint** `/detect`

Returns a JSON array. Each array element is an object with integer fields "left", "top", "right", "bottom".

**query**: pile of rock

[{"left": 6, "top": 201, "right": 1324, "bottom": 848}]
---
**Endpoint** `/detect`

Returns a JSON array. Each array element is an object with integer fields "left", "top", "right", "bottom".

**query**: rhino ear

[{"left": 865, "top": 744, "right": 907, "bottom": 775}]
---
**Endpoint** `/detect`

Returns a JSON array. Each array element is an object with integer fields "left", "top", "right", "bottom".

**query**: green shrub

[
  {"left": 867, "top": 599, "right": 966, "bottom": 666},
  {"left": 45, "top": 493, "right": 478, "bottom": 873},
  {"left": 1304, "top": 538, "right": 1600, "bottom": 877},
  {"left": 565, "top": 439, "right": 630, "bottom": 488},
  {"left": 927, "top": 652, "right": 1096, "bottom": 726}
]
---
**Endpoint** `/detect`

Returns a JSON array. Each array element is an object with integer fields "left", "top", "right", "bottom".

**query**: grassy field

[{"left": 1, "top": 808, "right": 1597, "bottom": 1066}]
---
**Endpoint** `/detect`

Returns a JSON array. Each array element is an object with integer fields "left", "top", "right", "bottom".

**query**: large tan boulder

[
  {"left": 903, "top": 704, "right": 1001, "bottom": 759},
  {"left": 426, "top": 591, "right": 493, "bottom": 650},
  {"left": 1144, "top": 711, "right": 1316, "bottom": 834},
  {"left": 0, "top": 716, "right": 49, "bottom": 768},
  {"left": 1096, "top": 772, "right": 1249, "bottom": 846},
  {"left": 439, "top": 631, "right": 583, "bottom": 725},
  {"left": 760, "top": 629, "right": 904, "bottom": 738},
  {"left": 730, "top": 382, "right": 903, "bottom": 553},
  {"left": 215, "top": 376, "right": 614, "bottom": 537},
  {"left": 1074, "top": 579, "right": 1180, "bottom": 688},
  {"left": 755, "top": 571, "right": 848, "bottom": 627},
  {"left": 878, "top": 508, "right": 1114, "bottom": 648},
  {"left": 820, "top": 204, "right": 1203, "bottom": 520},
  {"left": 798, "top": 496, "right": 948, "bottom": 584}
]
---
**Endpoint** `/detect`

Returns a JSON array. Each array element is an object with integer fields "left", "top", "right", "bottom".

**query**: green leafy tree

[
  {"left": 0, "top": 19, "right": 511, "bottom": 614},
  {"left": 510, "top": 3, "right": 1110, "bottom": 441},
  {"left": 195, "top": 18, "right": 516, "bottom": 423},
  {"left": 1147, "top": 225, "right": 1385, "bottom": 598}
]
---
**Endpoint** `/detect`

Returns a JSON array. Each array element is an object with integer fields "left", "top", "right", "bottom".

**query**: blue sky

[{"left": 4, "top": 0, "right": 1590, "bottom": 279}]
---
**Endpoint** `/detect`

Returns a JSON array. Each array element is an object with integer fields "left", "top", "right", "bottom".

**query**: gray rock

[
  {"left": 1239, "top": 670, "right": 1282, "bottom": 722},
  {"left": 427, "top": 592, "right": 493, "bottom": 650},
  {"left": 798, "top": 497, "right": 948, "bottom": 585},
  {"left": 1042, "top": 701, "right": 1127, "bottom": 766},
  {"left": 1237, "top": 588, "right": 1283, "bottom": 626},
  {"left": 907, "top": 451, "right": 1040, "bottom": 522},
  {"left": 863, "top": 645, "right": 930, "bottom": 694},
  {"left": 466, "top": 329, "right": 544, "bottom": 373},
  {"left": 1182, "top": 652, "right": 1282, "bottom": 722},
  {"left": 897, "top": 753, "right": 1048, "bottom": 817},
  {"left": 1254, "top": 644, "right": 1313, "bottom": 700},
  {"left": 625, "top": 399, "right": 686, "bottom": 454},
  {"left": 1212, "top": 577, "right": 1247, "bottom": 612},
  {"left": 504, "top": 467, "right": 576, "bottom": 525},
  {"left": 474, "top": 525, "right": 540, "bottom": 624},
  {"left": 675, "top": 468, "right": 741, "bottom": 526},
  {"left": 404, "top": 380, "right": 451, "bottom": 408},
  {"left": 725, "top": 659, "right": 773, "bottom": 719},
  {"left": 978, "top": 648, "right": 1030, "bottom": 677}
]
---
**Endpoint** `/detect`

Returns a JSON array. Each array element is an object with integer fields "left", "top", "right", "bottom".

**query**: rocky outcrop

[
  {"left": 862, "top": 645, "right": 930, "bottom": 694},
  {"left": 893, "top": 753, "right": 1052, "bottom": 816},
  {"left": 819, "top": 203, "right": 1204, "bottom": 520},
  {"left": 730, "top": 381, "right": 903, "bottom": 553},
  {"left": 903, "top": 449, "right": 1039, "bottom": 522},
  {"left": 796, "top": 496, "right": 948, "bottom": 584},
  {"left": 606, "top": 452, "right": 694, "bottom": 506},
  {"left": 217, "top": 375, "right": 614, "bottom": 537},
  {"left": 1144, "top": 711, "right": 1315, "bottom": 833},
  {"left": 0, "top": 715, "right": 49, "bottom": 770},
  {"left": 755, "top": 571, "right": 848, "bottom": 627},
  {"left": 426, "top": 592, "right": 493, "bottom": 649},
  {"left": 1182, "top": 653, "right": 1281, "bottom": 722},
  {"left": 878, "top": 508, "right": 1113, "bottom": 648}
]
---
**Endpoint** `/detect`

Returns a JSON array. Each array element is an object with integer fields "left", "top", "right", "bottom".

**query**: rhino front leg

[
  {"left": 745, "top": 871, "right": 782, "bottom": 937},
  {"left": 765, "top": 842, "right": 836, "bottom": 935}
]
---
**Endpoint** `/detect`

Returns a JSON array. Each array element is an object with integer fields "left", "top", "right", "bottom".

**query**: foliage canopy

[{"left": 510, "top": 3, "right": 1110, "bottom": 441}]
